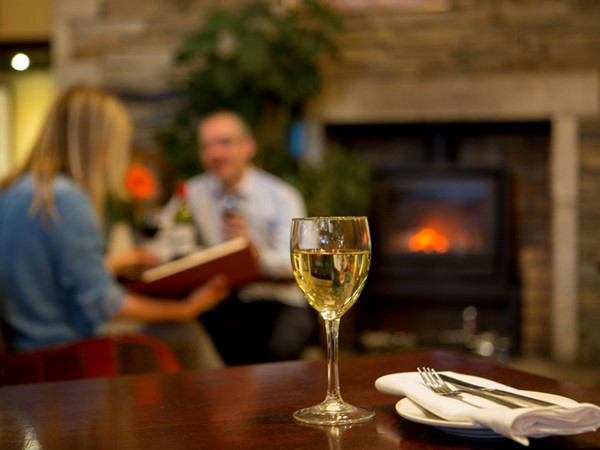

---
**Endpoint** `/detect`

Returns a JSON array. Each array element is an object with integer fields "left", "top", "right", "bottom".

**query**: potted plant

[{"left": 158, "top": 0, "right": 372, "bottom": 215}]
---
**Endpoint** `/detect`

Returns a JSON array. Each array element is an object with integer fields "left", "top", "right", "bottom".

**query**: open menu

[{"left": 125, "top": 236, "right": 260, "bottom": 298}]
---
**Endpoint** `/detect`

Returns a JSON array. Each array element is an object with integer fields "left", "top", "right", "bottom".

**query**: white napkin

[{"left": 375, "top": 371, "right": 600, "bottom": 446}]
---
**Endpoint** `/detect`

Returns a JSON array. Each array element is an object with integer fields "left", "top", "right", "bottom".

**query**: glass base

[{"left": 293, "top": 398, "right": 375, "bottom": 426}]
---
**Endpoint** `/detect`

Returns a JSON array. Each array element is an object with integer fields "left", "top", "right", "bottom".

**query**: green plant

[
  {"left": 158, "top": 0, "right": 372, "bottom": 215},
  {"left": 297, "top": 144, "right": 373, "bottom": 216}
]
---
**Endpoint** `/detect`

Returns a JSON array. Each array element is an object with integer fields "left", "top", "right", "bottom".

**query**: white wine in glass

[{"left": 290, "top": 216, "right": 374, "bottom": 425}]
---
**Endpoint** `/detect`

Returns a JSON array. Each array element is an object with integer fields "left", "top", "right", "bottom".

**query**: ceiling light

[{"left": 11, "top": 53, "right": 30, "bottom": 71}]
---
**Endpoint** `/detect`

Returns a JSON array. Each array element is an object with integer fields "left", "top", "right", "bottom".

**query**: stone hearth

[{"left": 305, "top": 71, "right": 599, "bottom": 363}]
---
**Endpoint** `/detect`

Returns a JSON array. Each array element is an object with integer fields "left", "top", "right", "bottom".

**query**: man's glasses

[{"left": 200, "top": 135, "right": 244, "bottom": 151}]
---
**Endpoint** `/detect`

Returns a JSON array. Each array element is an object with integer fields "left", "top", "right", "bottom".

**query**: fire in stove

[
  {"left": 387, "top": 215, "right": 488, "bottom": 256},
  {"left": 408, "top": 227, "right": 449, "bottom": 254},
  {"left": 372, "top": 166, "right": 509, "bottom": 278}
]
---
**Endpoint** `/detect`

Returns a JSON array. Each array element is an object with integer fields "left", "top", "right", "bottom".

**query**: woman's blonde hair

[{"left": 1, "top": 84, "right": 132, "bottom": 224}]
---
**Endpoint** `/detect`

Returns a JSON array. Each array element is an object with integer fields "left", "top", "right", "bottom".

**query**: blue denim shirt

[{"left": 0, "top": 173, "right": 125, "bottom": 351}]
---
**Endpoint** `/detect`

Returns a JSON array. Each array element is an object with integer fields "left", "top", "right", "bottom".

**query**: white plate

[
  {"left": 396, "top": 391, "right": 574, "bottom": 440},
  {"left": 396, "top": 397, "right": 504, "bottom": 439}
]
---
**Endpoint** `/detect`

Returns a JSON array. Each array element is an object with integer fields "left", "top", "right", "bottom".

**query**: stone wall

[
  {"left": 52, "top": 0, "right": 600, "bottom": 363},
  {"left": 579, "top": 118, "right": 600, "bottom": 363}
]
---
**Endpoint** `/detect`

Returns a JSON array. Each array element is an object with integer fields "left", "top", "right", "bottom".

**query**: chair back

[
  {"left": 0, "top": 321, "right": 6, "bottom": 355},
  {"left": 0, "top": 334, "right": 182, "bottom": 386}
]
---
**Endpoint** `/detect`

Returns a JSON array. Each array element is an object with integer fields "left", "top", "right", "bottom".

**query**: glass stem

[{"left": 324, "top": 318, "right": 343, "bottom": 404}]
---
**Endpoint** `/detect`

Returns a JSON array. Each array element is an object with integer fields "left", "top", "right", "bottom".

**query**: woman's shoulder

[
  {"left": 53, "top": 174, "right": 86, "bottom": 196},
  {"left": 53, "top": 173, "right": 79, "bottom": 189},
  {"left": 52, "top": 175, "right": 93, "bottom": 212}
]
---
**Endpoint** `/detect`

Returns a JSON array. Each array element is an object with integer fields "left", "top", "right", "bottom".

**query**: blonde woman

[{"left": 0, "top": 85, "right": 229, "bottom": 368}]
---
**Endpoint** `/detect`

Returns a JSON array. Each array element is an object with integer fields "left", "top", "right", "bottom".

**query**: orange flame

[{"left": 408, "top": 227, "right": 449, "bottom": 254}]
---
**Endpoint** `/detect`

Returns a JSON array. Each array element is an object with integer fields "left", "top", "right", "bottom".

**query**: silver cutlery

[
  {"left": 417, "top": 367, "right": 523, "bottom": 409},
  {"left": 438, "top": 373, "right": 558, "bottom": 407}
]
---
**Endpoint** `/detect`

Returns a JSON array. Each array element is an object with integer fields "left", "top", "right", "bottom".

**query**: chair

[{"left": 0, "top": 334, "right": 182, "bottom": 386}]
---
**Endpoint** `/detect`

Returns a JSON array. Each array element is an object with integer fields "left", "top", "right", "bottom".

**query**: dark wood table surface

[{"left": 1, "top": 349, "right": 599, "bottom": 449}]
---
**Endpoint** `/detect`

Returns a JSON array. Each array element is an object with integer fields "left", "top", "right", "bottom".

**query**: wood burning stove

[
  {"left": 360, "top": 165, "right": 520, "bottom": 354},
  {"left": 372, "top": 166, "right": 512, "bottom": 289}
]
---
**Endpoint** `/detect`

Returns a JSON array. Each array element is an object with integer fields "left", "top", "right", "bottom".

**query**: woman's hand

[
  {"left": 183, "top": 274, "right": 231, "bottom": 316},
  {"left": 117, "top": 275, "right": 231, "bottom": 322},
  {"left": 105, "top": 247, "right": 160, "bottom": 278}
]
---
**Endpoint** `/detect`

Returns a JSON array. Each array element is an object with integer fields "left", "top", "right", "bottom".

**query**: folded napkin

[{"left": 375, "top": 371, "right": 600, "bottom": 446}]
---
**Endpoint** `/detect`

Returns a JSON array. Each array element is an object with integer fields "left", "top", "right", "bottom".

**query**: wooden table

[{"left": 1, "top": 349, "right": 599, "bottom": 449}]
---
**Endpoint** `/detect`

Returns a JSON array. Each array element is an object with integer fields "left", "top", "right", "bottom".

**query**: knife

[{"left": 439, "top": 374, "right": 557, "bottom": 407}]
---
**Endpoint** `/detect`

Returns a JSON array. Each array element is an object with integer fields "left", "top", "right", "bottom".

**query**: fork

[{"left": 417, "top": 367, "right": 522, "bottom": 409}]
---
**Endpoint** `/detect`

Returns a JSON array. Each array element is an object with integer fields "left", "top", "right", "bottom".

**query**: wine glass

[
  {"left": 133, "top": 206, "right": 162, "bottom": 240},
  {"left": 290, "top": 216, "right": 374, "bottom": 425}
]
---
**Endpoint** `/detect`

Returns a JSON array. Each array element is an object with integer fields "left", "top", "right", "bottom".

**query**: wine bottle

[{"left": 171, "top": 182, "right": 196, "bottom": 258}]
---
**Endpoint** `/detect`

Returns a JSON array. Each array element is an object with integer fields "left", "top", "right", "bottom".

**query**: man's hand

[
  {"left": 222, "top": 212, "right": 252, "bottom": 241},
  {"left": 222, "top": 213, "right": 259, "bottom": 262}
]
